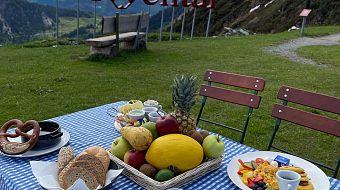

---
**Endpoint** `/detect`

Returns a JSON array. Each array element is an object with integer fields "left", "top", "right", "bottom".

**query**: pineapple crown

[{"left": 172, "top": 74, "right": 198, "bottom": 112}]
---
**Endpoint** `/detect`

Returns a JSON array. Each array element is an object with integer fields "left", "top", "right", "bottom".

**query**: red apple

[
  {"left": 156, "top": 114, "right": 179, "bottom": 136},
  {"left": 124, "top": 150, "right": 145, "bottom": 169}
]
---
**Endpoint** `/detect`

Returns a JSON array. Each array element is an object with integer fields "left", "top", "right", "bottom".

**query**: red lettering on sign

[
  {"left": 143, "top": 0, "right": 158, "bottom": 5},
  {"left": 110, "top": 0, "right": 135, "bottom": 9},
  {"left": 110, "top": 0, "right": 215, "bottom": 9},
  {"left": 182, "top": 0, "right": 191, "bottom": 7}
]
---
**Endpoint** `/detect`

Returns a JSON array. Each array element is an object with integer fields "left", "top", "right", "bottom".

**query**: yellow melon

[{"left": 145, "top": 134, "right": 204, "bottom": 172}]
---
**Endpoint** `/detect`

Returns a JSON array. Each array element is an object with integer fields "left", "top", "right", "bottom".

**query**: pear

[
  {"left": 121, "top": 126, "right": 153, "bottom": 151},
  {"left": 141, "top": 122, "right": 159, "bottom": 140}
]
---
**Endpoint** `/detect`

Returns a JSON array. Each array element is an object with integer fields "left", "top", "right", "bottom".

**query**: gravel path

[{"left": 265, "top": 33, "right": 340, "bottom": 65}]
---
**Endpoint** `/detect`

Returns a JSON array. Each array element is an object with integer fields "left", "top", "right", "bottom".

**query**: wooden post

[
  {"left": 134, "top": 13, "right": 143, "bottom": 49},
  {"left": 115, "top": 12, "right": 120, "bottom": 53}
]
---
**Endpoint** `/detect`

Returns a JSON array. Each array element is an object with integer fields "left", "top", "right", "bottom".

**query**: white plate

[
  {"left": 227, "top": 151, "right": 330, "bottom": 190},
  {"left": 0, "top": 129, "right": 70, "bottom": 158}
]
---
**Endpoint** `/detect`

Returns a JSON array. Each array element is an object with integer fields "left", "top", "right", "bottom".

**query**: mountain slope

[
  {"left": 172, "top": 0, "right": 340, "bottom": 35},
  {"left": 28, "top": 0, "right": 162, "bottom": 16},
  {"left": 0, "top": 0, "right": 90, "bottom": 43}
]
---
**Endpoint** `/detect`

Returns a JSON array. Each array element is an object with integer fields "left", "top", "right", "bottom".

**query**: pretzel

[{"left": 0, "top": 119, "right": 40, "bottom": 155}]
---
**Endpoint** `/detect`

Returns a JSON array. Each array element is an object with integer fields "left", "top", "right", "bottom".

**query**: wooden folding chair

[
  {"left": 196, "top": 70, "right": 265, "bottom": 144},
  {"left": 267, "top": 85, "right": 340, "bottom": 178}
]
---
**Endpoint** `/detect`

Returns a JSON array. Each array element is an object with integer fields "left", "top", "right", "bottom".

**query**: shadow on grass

[{"left": 85, "top": 49, "right": 149, "bottom": 63}]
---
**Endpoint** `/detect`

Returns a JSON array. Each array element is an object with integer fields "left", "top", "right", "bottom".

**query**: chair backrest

[
  {"left": 197, "top": 70, "right": 265, "bottom": 143},
  {"left": 272, "top": 86, "right": 340, "bottom": 137},
  {"left": 199, "top": 70, "right": 265, "bottom": 109},
  {"left": 268, "top": 86, "right": 340, "bottom": 178},
  {"left": 102, "top": 13, "right": 149, "bottom": 35}
]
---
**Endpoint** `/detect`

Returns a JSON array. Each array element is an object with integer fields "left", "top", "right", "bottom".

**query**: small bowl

[
  {"left": 143, "top": 100, "right": 159, "bottom": 108},
  {"left": 142, "top": 107, "right": 158, "bottom": 120},
  {"left": 128, "top": 109, "right": 145, "bottom": 123},
  {"left": 22, "top": 121, "right": 63, "bottom": 150},
  {"left": 148, "top": 111, "right": 165, "bottom": 122}
]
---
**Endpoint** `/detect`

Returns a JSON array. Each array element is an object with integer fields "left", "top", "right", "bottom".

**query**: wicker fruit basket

[{"left": 108, "top": 152, "right": 222, "bottom": 190}]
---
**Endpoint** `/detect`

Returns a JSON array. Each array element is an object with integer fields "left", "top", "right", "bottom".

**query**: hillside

[
  {"left": 28, "top": 0, "right": 162, "bottom": 16},
  {"left": 171, "top": 0, "right": 340, "bottom": 35},
  {"left": 0, "top": 27, "right": 339, "bottom": 178},
  {"left": 0, "top": 0, "right": 91, "bottom": 43}
]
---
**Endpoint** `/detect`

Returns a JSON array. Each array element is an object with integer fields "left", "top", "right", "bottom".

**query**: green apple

[
  {"left": 141, "top": 122, "right": 159, "bottom": 140},
  {"left": 202, "top": 135, "right": 225, "bottom": 158},
  {"left": 111, "top": 136, "right": 133, "bottom": 160}
]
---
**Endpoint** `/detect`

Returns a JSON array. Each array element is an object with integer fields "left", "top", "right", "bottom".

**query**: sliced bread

[
  {"left": 57, "top": 147, "right": 75, "bottom": 174},
  {"left": 68, "top": 157, "right": 106, "bottom": 187},
  {"left": 59, "top": 166, "right": 99, "bottom": 190}
]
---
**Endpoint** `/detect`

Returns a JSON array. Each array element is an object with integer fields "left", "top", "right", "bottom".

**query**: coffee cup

[
  {"left": 276, "top": 170, "right": 301, "bottom": 190},
  {"left": 127, "top": 109, "right": 145, "bottom": 123},
  {"left": 143, "top": 100, "right": 162, "bottom": 109},
  {"left": 148, "top": 111, "right": 165, "bottom": 122},
  {"left": 143, "top": 107, "right": 158, "bottom": 120}
]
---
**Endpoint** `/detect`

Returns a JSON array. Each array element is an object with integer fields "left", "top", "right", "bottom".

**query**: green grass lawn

[{"left": 0, "top": 26, "right": 339, "bottom": 178}]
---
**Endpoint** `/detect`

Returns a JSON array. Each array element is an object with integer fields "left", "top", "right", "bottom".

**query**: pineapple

[{"left": 170, "top": 74, "right": 198, "bottom": 135}]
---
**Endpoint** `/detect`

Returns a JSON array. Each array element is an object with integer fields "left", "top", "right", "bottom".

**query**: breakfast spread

[
  {"left": 0, "top": 119, "right": 40, "bottom": 155},
  {"left": 109, "top": 75, "right": 225, "bottom": 183},
  {"left": 237, "top": 156, "right": 314, "bottom": 190},
  {"left": 57, "top": 146, "right": 109, "bottom": 190}
]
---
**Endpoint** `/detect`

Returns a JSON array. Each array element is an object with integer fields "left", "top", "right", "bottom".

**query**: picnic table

[{"left": 0, "top": 101, "right": 339, "bottom": 190}]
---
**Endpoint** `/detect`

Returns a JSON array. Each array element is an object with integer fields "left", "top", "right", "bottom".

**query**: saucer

[{"left": 0, "top": 129, "right": 70, "bottom": 158}]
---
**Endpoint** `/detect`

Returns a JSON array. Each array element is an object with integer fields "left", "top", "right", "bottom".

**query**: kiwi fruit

[
  {"left": 139, "top": 164, "right": 157, "bottom": 178},
  {"left": 169, "top": 165, "right": 182, "bottom": 175},
  {"left": 199, "top": 130, "right": 209, "bottom": 139},
  {"left": 190, "top": 131, "right": 204, "bottom": 144},
  {"left": 155, "top": 169, "right": 174, "bottom": 182}
]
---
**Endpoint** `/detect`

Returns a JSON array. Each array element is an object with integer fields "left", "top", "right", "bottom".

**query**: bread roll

[{"left": 82, "top": 146, "right": 109, "bottom": 170}]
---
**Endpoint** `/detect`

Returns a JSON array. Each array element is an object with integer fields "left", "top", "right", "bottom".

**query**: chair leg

[
  {"left": 240, "top": 108, "right": 253, "bottom": 144},
  {"left": 267, "top": 119, "right": 282, "bottom": 150},
  {"left": 333, "top": 158, "right": 340, "bottom": 178},
  {"left": 196, "top": 96, "right": 207, "bottom": 127}
]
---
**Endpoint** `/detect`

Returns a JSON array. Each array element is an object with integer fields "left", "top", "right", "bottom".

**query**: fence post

[
  {"left": 205, "top": 8, "right": 212, "bottom": 39},
  {"left": 55, "top": 0, "right": 59, "bottom": 46},
  {"left": 170, "top": 6, "right": 175, "bottom": 41},
  {"left": 190, "top": 8, "right": 196, "bottom": 40},
  {"left": 301, "top": 17, "right": 306, "bottom": 36},
  {"left": 180, "top": 7, "right": 186, "bottom": 40},
  {"left": 93, "top": 1, "right": 97, "bottom": 38},
  {"left": 159, "top": 6, "right": 164, "bottom": 42},
  {"left": 77, "top": 0, "right": 79, "bottom": 45},
  {"left": 146, "top": 5, "right": 151, "bottom": 43}
]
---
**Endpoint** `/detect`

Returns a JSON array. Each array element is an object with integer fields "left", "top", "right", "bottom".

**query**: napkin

[{"left": 30, "top": 161, "right": 123, "bottom": 190}]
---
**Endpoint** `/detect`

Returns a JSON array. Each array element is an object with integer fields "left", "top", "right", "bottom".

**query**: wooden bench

[{"left": 85, "top": 12, "right": 149, "bottom": 57}]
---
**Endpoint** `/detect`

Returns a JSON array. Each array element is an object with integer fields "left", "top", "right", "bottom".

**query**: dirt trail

[{"left": 265, "top": 33, "right": 340, "bottom": 65}]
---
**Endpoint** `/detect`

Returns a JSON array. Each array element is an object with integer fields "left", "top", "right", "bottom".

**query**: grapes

[{"left": 257, "top": 181, "right": 265, "bottom": 186}]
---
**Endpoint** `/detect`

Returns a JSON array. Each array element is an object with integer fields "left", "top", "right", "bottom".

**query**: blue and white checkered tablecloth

[{"left": 0, "top": 101, "right": 339, "bottom": 190}]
